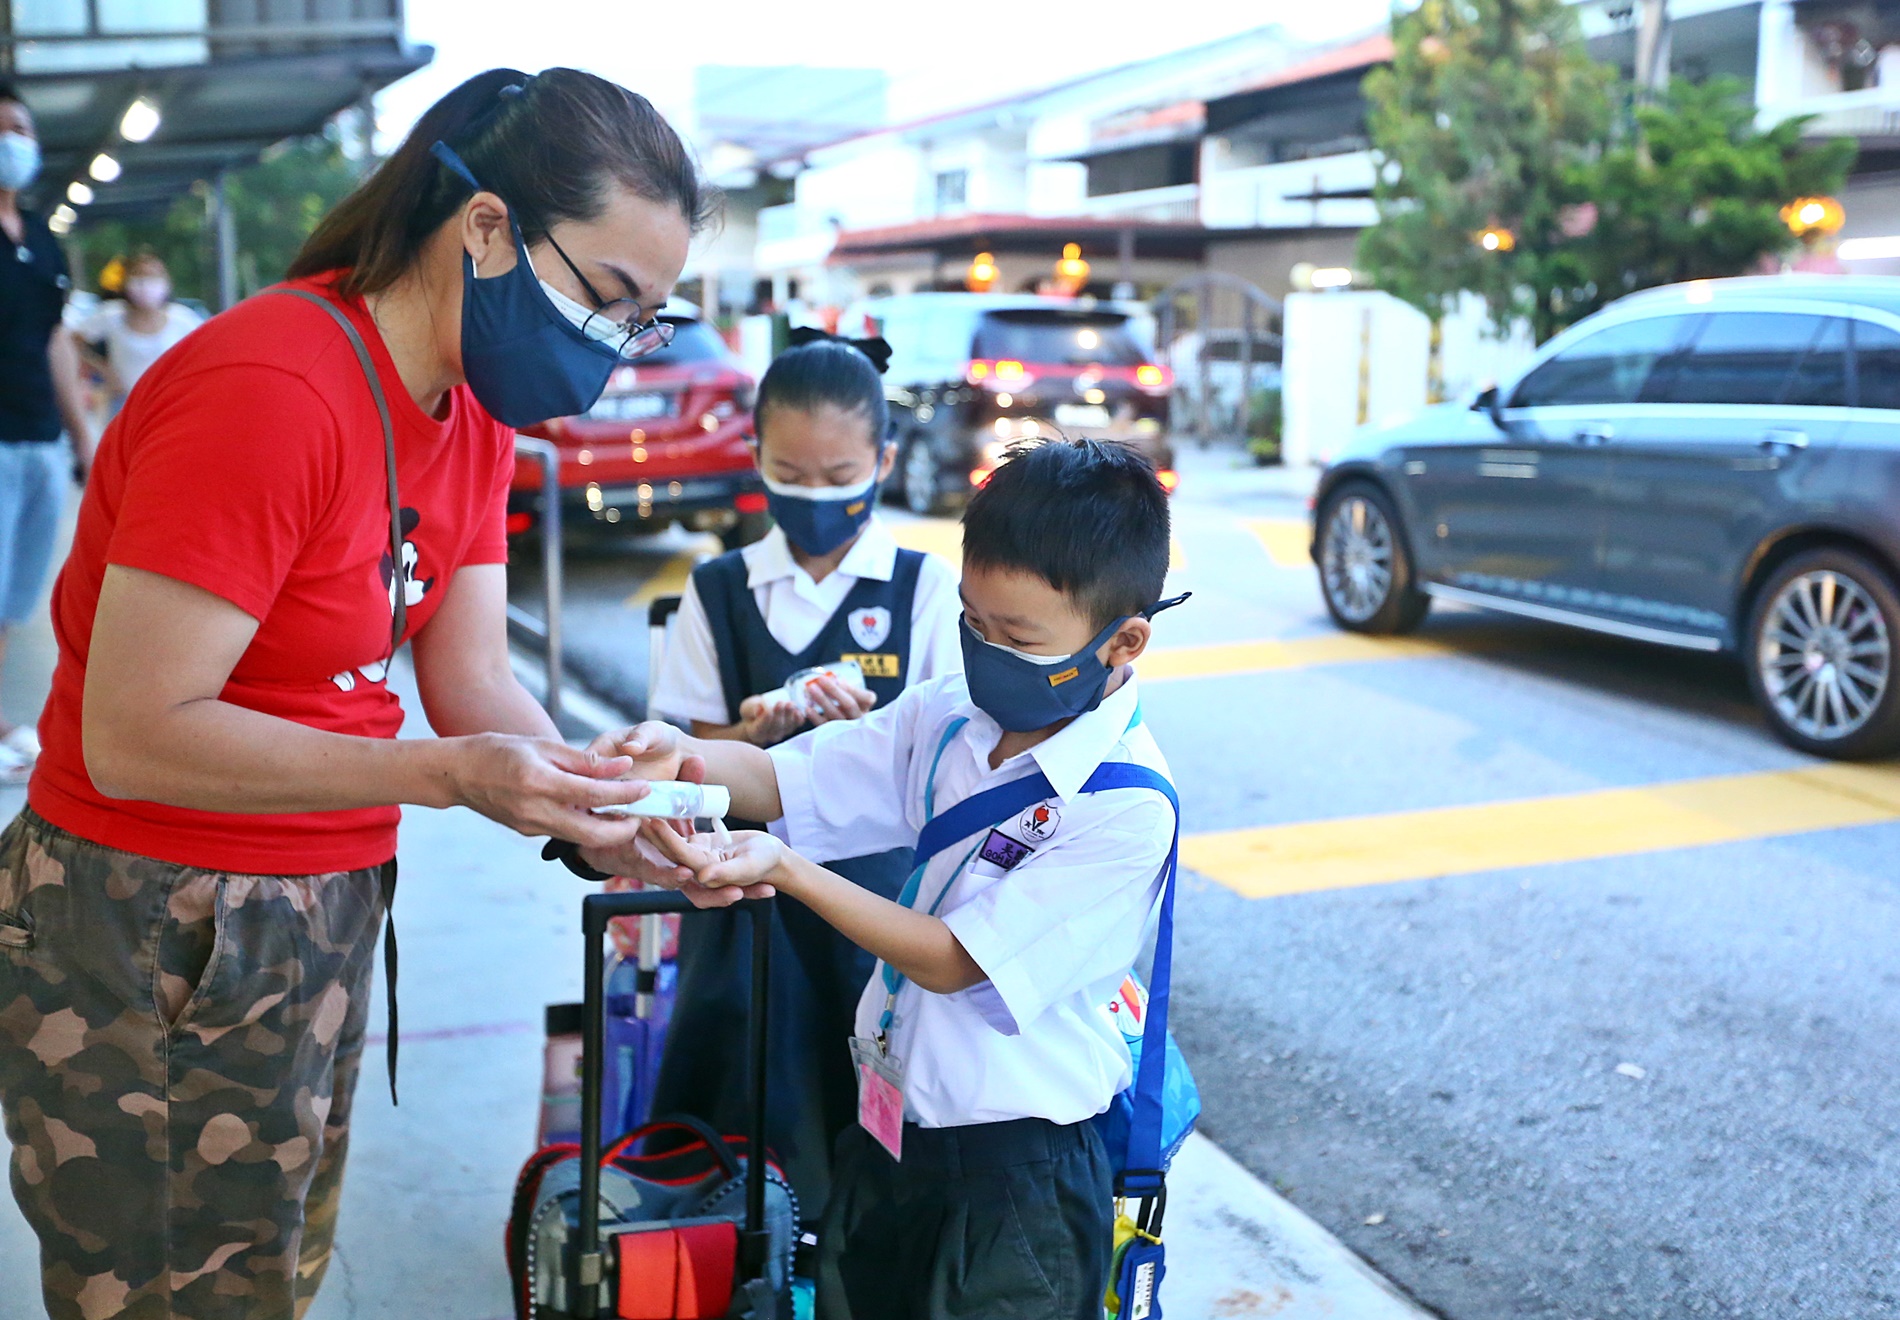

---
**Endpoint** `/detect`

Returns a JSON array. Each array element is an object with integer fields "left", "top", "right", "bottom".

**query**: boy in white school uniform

[{"left": 584, "top": 439, "right": 1186, "bottom": 1319}]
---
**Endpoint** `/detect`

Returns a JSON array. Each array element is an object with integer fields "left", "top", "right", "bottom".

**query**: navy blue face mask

[
  {"left": 760, "top": 441, "right": 893, "bottom": 557},
  {"left": 960, "top": 593, "right": 1190, "bottom": 733},
  {"left": 429, "top": 142, "right": 623, "bottom": 428}
]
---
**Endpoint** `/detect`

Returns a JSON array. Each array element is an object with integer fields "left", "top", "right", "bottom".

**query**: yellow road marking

[
  {"left": 1247, "top": 517, "right": 1312, "bottom": 568},
  {"left": 1138, "top": 633, "right": 1454, "bottom": 681},
  {"left": 887, "top": 518, "right": 1187, "bottom": 570},
  {"left": 623, "top": 550, "right": 701, "bottom": 608},
  {"left": 1183, "top": 761, "right": 1900, "bottom": 899}
]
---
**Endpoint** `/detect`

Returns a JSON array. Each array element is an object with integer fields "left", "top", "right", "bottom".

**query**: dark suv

[
  {"left": 845, "top": 293, "right": 1176, "bottom": 513},
  {"left": 1312, "top": 276, "right": 1900, "bottom": 758}
]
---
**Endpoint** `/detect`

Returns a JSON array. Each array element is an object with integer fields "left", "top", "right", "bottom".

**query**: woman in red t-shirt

[{"left": 0, "top": 68, "right": 715, "bottom": 1320}]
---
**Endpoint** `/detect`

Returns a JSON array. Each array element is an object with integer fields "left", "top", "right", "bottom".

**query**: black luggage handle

[{"left": 575, "top": 891, "right": 773, "bottom": 1318}]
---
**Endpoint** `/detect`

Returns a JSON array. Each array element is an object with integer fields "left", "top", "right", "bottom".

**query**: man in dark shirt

[{"left": 0, "top": 82, "right": 94, "bottom": 781}]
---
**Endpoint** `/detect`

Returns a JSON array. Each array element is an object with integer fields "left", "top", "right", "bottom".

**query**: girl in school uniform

[{"left": 645, "top": 327, "right": 962, "bottom": 1217}]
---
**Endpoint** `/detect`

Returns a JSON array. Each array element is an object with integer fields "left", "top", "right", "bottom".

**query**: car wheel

[
  {"left": 902, "top": 435, "right": 945, "bottom": 516},
  {"left": 1315, "top": 481, "right": 1430, "bottom": 635},
  {"left": 720, "top": 510, "right": 772, "bottom": 551},
  {"left": 1746, "top": 548, "right": 1900, "bottom": 759}
]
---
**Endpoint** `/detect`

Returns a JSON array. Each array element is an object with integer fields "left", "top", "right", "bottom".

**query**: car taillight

[
  {"left": 505, "top": 511, "right": 536, "bottom": 536},
  {"left": 734, "top": 491, "right": 769, "bottom": 514},
  {"left": 1136, "top": 364, "right": 1171, "bottom": 394},
  {"left": 1157, "top": 469, "right": 1180, "bottom": 494},
  {"left": 965, "top": 359, "right": 1032, "bottom": 388},
  {"left": 970, "top": 466, "right": 996, "bottom": 489}
]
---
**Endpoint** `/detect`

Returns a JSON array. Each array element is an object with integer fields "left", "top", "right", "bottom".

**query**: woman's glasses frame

[{"left": 544, "top": 232, "right": 675, "bottom": 361}]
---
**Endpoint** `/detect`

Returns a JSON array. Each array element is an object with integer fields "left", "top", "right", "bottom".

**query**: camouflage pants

[{"left": 0, "top": 809, "right": 388, "bottom": 1320}]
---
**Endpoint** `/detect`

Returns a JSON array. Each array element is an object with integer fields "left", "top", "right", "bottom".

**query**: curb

[{"left": 506, "top": 641, "right": 1435, "bottom": 1319}]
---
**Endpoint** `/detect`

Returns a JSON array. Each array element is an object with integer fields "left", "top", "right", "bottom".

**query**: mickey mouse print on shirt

[{"left": 331, "top": 506, "right": 435, "bottom": 692}]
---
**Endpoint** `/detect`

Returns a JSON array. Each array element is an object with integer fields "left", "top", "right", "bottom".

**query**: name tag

[
  {"left": 839, "top": 652, "right": 900, "bottom": 679},
  {"left": 978, "top": 829, "right": 1033, "bottom": 870}
]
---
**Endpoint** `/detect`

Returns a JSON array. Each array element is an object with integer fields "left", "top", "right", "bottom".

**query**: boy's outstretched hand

[{"left": 643, "top": 819, "right": 787, "bottom": 894}]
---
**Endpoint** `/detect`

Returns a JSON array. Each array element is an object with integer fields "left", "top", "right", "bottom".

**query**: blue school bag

[{"left": 907, "top": 718, "right": 1199, "bottom": 1318}]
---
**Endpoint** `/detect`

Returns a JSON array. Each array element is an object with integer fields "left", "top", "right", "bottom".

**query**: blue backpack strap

[
  {"left": 913, "top": 772, "right": 1055, "bottom": 872},
  {"left": 1079, "top": 762, "right": 1180, "bottom": 1200}
]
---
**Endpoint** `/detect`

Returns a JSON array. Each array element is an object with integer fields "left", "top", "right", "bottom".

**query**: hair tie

[
  {"left": 499, "top": 75, "right": 532, "bottom": 100},
  {"left": 786, "top": 325, "right": 893, "bottom": 376}
]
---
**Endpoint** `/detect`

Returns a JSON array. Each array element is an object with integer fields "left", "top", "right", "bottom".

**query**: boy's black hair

[
  {"left": 962, "top": 438, "right": 1171, "bottom": 629},
  {"left": 0, "top": 83, "right": 24, "bottom": 107},
  {"left": 754, "top": 329, "right": 891, "bottom": 448}
]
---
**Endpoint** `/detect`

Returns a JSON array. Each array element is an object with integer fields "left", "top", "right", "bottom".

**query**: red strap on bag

[{"left": 614, "top": 1222, "right": 737, "bottom": 1319}]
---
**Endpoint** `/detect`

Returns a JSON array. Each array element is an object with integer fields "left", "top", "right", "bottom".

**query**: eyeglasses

[{"left": 545, "top": 232, "right": 675, "bottom": 361}]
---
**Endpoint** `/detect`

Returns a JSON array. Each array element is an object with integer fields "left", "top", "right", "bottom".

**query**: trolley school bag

[
  {"left": 506, "top": 891, "right": 796, "bottom": 1320},
  {"left": 906, "top": 727, "right": 1196, "bottom": 1318}
]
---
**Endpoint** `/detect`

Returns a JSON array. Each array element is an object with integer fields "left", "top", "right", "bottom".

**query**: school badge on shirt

[
  {"left": 1018, "top": 800, "right": 1061, "bottom": 842},
  {"left": 849, "top": 606, "right": 892, "bottom": 650}
]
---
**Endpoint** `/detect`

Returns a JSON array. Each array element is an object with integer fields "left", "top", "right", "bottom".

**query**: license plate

[
  {"left": 1053, "top": 403, "right": 1111, "bottom": 428},
  {"left": 588, "top": 391, "right": 674, "bottom": 421}
]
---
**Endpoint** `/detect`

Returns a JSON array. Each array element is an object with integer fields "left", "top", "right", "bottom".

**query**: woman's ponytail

[{"left": 291, "top": 67, "right": 719, "bottom": 299}]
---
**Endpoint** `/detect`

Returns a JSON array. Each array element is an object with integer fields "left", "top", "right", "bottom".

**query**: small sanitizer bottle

[
  {"left": 592, "top": 781, "right": 733, "bottom": 820},
  {"left": 758, "top": 659, "right": 866, "bottom": 717}
]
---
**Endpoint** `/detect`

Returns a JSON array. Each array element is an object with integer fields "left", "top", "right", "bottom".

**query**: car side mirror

[{"left": 1472, "top": 385, "right": 1506, "bottom": 430}]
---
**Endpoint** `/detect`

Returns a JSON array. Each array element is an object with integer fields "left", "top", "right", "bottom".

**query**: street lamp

[
  {"left": 966, "top": 250, "right": 999, "bottom": 293},
  {"left": 1053, "top": 242, "right": 1090, "bottom": 294},
  {"left": 1476, "top": 225, "right": 1516, "bottom": 253},
  {"left": 88, "top": 153, "right": 122, "bottom": 183},
  {"left": 1781, "top": 195, "right": 1845, "bottom": 238},
  {"left": 66, "top": 181, "right": 93, "bottom": 206}
]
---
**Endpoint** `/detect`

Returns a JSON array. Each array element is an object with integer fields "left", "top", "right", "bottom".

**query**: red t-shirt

[{"left": 30, "top": 273, "right": 514, "bottom": 874}]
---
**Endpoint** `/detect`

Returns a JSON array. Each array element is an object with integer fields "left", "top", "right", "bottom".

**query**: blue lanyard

[
  {"left": 875, "top": 703, "right": 1147, "bottom": 1040},
  {"left": 878, "top": 717, "right": 978, "bottom": 1038}
]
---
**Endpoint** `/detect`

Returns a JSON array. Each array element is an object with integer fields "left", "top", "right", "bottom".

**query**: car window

[
  {"left": 1852, "top": 321, "right": 1900, "bottom": 409},
  {"left": 1509, "top": 315, "right": 1685, "bottom": 407},
  {"left": 1646, "top": 312, "right": 1829, "bottom": 406},
  {"left": 636, "top": 317, "right": 727, "bottom": 367},
  {"left": 972, "top": 311, "right": 1147, "bottom": 366},
  {"left": 1780, "top": 317, "right": 1850, "bottom": 407}
]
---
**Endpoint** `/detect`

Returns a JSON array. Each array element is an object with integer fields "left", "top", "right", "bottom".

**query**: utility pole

[{"left": 1634, "top": 0, "right": 1671, "bottom": 99}]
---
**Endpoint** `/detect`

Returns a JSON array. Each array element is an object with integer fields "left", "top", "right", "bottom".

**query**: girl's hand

[
  {"left": 804, "top": 674, "right": 878, "bottom": 725},
  {"left": 639, "top": 819, "right": 782, "bottom": 905},
  {"left": 738, "top": 693, "right": 806, "bottom": 746}
]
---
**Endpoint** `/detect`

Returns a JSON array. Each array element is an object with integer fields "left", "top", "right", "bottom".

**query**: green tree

[
  {"left": 1562, "top": 76, "right": 1856, "bottom": 322},
  {"left": 75, "top": 130, "right": 363, "bottom": 306},
  {"left": 1358, "top": 0, "right": 1613, "bottom": 344}
]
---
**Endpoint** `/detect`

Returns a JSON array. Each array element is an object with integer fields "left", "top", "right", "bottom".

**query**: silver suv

[{"left": 1312, "top": 276, "right": 1900, "bottom": 759}]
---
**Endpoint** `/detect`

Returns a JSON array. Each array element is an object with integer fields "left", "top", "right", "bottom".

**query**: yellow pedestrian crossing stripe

[
  {"left": 1248, "top": 517, "right": 1312, "bottom": 568},
  {"left": 1137, "top": 633, "right": 1454, "bottom": 681},
  {"left": 1183, "top": 760, "right": 1900, "bottom": 899}
]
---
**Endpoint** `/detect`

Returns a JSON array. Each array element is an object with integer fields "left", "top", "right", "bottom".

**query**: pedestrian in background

[
  {"left": 77, "top": 250, "right": 205, "bottom": 413},
  {"left": 0, "top": 82, "right": 95, "bottom": 784}
]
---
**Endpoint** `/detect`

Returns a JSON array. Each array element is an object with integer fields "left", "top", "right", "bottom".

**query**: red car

[{"left": 508, "top": 301, "right": 768, "bottom": 548}]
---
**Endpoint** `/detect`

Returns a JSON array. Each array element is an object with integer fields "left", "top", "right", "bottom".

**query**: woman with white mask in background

[{"left": 78, "top": 250, "right": 205, "bottom": 413}]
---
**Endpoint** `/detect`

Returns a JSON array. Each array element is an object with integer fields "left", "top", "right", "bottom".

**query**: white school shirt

[
  {"left": 650, "top": 517, "right": 962, "bottom": 727},
  {"left": 769, "top": 671, "right": 1176, "bottom": 1129}
]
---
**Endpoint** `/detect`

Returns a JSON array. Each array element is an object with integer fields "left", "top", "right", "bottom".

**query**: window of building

[{"left": 934, "top": 169, "right": 968, "bottom": 215}]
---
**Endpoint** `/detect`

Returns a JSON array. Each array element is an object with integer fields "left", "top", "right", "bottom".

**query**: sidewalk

[{"left": 0, "top": 612, "right": 1432, "bottom": 1320}]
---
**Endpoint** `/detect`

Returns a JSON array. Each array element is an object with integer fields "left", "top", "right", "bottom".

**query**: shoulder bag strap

[{"left": 268, "top": 288, "right": 406, "bottom": 652}]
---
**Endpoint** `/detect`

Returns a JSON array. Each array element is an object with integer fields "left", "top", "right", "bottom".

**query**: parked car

[
  {"left": 843, "top": 293, "right": 1177, "bottom": 513},
  {"left": 509, "top": 300, "right": 767, "bottom": 548},
  {"left": 1311, "top": 275, "right": 1900, "bottom": 759}
]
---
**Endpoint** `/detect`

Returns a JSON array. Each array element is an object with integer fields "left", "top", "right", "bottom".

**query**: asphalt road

[{"left": 512, "top": 449, "right": 1900, "bottom": 1320}]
